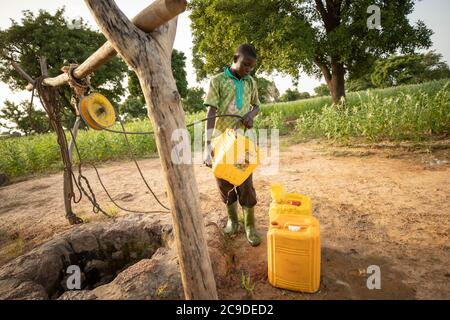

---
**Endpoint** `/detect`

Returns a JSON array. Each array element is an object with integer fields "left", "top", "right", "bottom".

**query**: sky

[{"left": 0, "top": 0, "right": 449, "bottom": 106}]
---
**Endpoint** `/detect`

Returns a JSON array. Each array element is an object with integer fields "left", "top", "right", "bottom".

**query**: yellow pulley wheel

[{"left": 80, "top": 93, "right": 116, "bottom": 130}]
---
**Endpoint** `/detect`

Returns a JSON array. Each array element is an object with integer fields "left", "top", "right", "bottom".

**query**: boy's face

[{"left": 233, "top": 54, "right": 257, "bottom": 78}]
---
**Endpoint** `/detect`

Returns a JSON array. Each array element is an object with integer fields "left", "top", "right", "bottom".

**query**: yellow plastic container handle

[{"left": 270, "top": 183, "right": 285, "bottom": 203}]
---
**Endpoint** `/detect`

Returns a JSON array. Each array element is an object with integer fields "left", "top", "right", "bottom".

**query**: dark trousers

[{"left": 215, "top": 174, "right": 257, "bottom": 208}]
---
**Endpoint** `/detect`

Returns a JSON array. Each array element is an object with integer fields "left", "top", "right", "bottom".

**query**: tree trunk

[
  {"left": 84, "top": 0, "right": 218, "bottom": 300},
  {"left": 314, "top": 0, "right": 346, "bottom": 104},
  {"left": 329, "top": 62, "right": 346, "bottom": 104}
]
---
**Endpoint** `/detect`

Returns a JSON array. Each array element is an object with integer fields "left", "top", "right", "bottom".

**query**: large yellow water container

[
  {"left": 211, "top": 129, "right": 260, "bottom": 186},
  {"left": 267, "top": 215, "right": 321, "bottom": 293},
  {"left": 267, "top": 184, "right": 320, "bottom": 293}
]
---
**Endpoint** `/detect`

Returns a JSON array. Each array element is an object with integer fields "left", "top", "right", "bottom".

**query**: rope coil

[{"left": 62, "top": 64, "right": 91, "bottom": 97}]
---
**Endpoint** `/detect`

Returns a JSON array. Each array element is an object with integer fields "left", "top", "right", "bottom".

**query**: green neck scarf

[{"left": 224, "top": 67, "right": 250, "bottom": 111}]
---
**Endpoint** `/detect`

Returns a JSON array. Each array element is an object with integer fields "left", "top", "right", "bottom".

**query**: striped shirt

[{"left": 204, "top": 67, "right": 260, "bottom": 137}]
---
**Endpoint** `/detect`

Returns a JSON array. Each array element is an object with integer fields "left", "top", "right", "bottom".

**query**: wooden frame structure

[{"left": 11, "top": 0, "right": 218, "bottom": 300}]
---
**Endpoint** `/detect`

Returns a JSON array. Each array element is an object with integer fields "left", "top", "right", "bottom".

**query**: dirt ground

[{"left": 0, "top": 137, "right": 449, "bottom": 300}]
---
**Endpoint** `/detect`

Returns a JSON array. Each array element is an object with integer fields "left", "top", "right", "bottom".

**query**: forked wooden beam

[{"left": 85, "top": 0, "right": 218, "bottom": 300}]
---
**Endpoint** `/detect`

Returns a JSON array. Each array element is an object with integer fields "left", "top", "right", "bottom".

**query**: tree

[
  {"left": 280, "top": 88, "right": 310, "bottom": 102},
  {"left": 189, "top": 0, "right": 432, "bottom": 104},
  {"left": 119, "top": 95, "right": 147, "bottom": 119},
  {"left": 171, "top": 49, "right": 189, "bottom": 99},
  {"left": 256, "top": 77, "right": 280, "bottom": 103},
  {"left": 128, "top": 49, "right": 189, "bottom": 105},
  {"left": 0, "top": 100, "right": 50, "bottom": 135},
  {"left": 182, "top": 87, "right": 205, "bottom": 114},
  {"left": 420, "top": 51, "right": 450, "bottom": 80},
  {"left": 0, "top": 8, "right": 128, "bottom": 128},
  {"left": 299, "top": 92, "right": 311, "bottom": 100},
  {"left": 346, "top": 74, "right": 376, "bottom": 92},
  {"left": 314, "top": 83, "right": 331, "bottom": 96},
  {"left": 371, "top": 51, "right": 450, "bottom": 88}
]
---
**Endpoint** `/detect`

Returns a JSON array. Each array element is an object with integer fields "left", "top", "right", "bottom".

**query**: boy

[{"left": 203, "top": 44, "right": 261, "bottom": 247}]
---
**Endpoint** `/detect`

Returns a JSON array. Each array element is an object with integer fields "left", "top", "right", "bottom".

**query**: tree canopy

[
  {"left": 280, "top": 88, "right": 310, "bottom": 102},
  {"left": 314, "top": 83, "right": 331, "bottom": 96},
  {"left": 182, "top": 87, "right": 206, "bottom": 114},
  {"left": 371, "top": 51, "right": 450, "bottom": 88},
  {"left": 256, "top": 77, "right": 280, "bottom": 103},
  {"left": 0, "top": 8, "right": 128, "bottom": 129},
  {"left": 0, "top": 100, "right": 50, "bottom": 135},
  {"left": 189, "top": 0, "right": 433, "bottom": 103},
  {"left": 118, "top": 95, "right": 147, "bottom": 120}
]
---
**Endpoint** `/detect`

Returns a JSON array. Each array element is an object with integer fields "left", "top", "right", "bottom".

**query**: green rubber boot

[
  {"left": 242, "top": 206, "right": 261, "bottom": 247},
  {"left": 224, "top": 202, "right": 239, "bottom": 236}
]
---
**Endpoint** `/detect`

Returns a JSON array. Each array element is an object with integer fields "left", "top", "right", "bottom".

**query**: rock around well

[{"left": 0, "top": 213, "right": 233, "bottom": 300}]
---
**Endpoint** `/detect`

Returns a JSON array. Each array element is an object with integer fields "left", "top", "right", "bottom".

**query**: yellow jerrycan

[
  {"left": 267, "top": 184, "right": 321, "bottom": 293},
  {"left": 211, "top": 129, "right": 260, "bottom": 186},
  {"left": 269, "top": 183, "right": 312, "bottom": 220}
]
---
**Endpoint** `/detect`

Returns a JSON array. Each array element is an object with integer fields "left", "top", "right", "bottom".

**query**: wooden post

[
  {"left": 39, "top": 57, "right": 48, "bottom": 76},
  {"left": 84, "top": 0, "right": 218, "bottom": 300},
  {"left": 41, "top": 57, "right": 82, "bottom": 225},
  {"left": 10, "top": 59, "right": 83, "bottom": 225},
  {"left": 26, "top": 0, "right": 186, "bottom": 91},
  {"left": 68, "top": 117, "right": 82, "bottom": 161}
]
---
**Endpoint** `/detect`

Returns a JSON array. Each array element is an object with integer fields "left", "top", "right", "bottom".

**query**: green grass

[
  {"left": 0, "top": 119, "right": 159, "bottom": 179},
  {"left": 241, "top": 271, "right": 256, "bottom": 295},
  {"left": 295, "top": 79, "right": 449, "bottom": 141},
  {"left": 1, "top": 79, "right": 448, "bottom": 180},
  {"left": 256, "top": 79, "right": 449, "bottom": 137}
]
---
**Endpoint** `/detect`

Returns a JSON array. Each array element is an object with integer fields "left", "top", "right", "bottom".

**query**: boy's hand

[
  {"left": 241, "top": 113, "right": 254, "bottom": 129},
  {"left": 203, "top": 143, "right": 214, "bottom": 168},
  {"left": 242, "top": 106, "right": 259, "bottom": 129},
  {"left": 204, "top": 154, "right": 213, "bottom": 168}
]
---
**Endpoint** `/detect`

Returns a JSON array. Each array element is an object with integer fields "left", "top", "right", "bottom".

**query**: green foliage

[
  {"left": 254, "top": 108, "right": 287, "bottom": 134},
  {"left": 128, "top": 49, "right": 189, "bottom": 108},
  {"left": 127, "top": 71, "right": 145, "bottom": 105},
  {"left": 280, "top": 88, "right": 310, "bottom": 102},
  {"left": 296, "top": 80, "right": 450, "bottom": 141},
  {"left": 0, "top": 120, "right": 158, "bottom": 179},
  {"left": 189, "top": 0, "right": 316, "bottom": 80},
  {"left": 0, "top": 100, "right": 50, "bottom": 135},
  {"left": 299, "top": 92, "right": 311, "bottom": 100},
  {"left": 314, "top": 84, "right": 330, "bottom": 96},
  {"left": 171, "top": 50, "right": 189, "bottom": 99},
  {"left": 1, "top": 80, "right": 448, "bottom": 180},
  {"left": 182, "top": 87, "right": 205, "bottom": 114},
  {"left": 255, "top": 77, "right": 279, "bottom": 103},
  {"left": 346, "top": 75, "right": 376, "bottom": 92},
  {"left": 0, "top": 8, "right": 128, "bottom": 128},
  {"left": 241, "top": 271, "right": 255, "bottom": 295},
  {"left": 420, "top": 51, "right": 450, "bottom": 80},
  {"left": 189, "top": 0, "right": 433, "bottom": 101},
  {"left": 119, "top": 96, "right": 147, "bottom": 120},
  {"left": 371, "top": 51, "right": 450, "bottom": 88}
]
